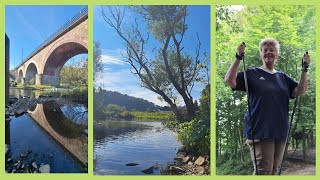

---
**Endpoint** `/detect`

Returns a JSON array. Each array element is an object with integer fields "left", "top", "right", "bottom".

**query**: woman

[{"left": 224, "top": 38, "right": 310, "bottom": 175}]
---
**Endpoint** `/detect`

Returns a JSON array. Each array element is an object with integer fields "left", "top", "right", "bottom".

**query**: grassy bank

[
  {"left": 16, "top": 83, "right": 55, "bottom": 90},
  {"left": 131, "top": 111, "right": 171, "bottom": 121}
]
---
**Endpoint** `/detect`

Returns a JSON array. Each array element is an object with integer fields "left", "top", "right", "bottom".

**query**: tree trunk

[
  {"left": 238, "top": 127, "right": 245, "bottom": 162},
  {"left": 216, "top": 120, "right": 220, "bottom": 160},
  {"left": 310, "top": 131, "right": 315, "bottom": 147},
  {"left": 302, "top": 127, "right": 306, "bottom": 160},
  {"left": 162, "top": 36, "right": 196, "bottom": 120}
]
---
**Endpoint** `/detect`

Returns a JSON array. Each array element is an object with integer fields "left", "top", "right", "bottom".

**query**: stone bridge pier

[{"left": 36, "top": 74, "right": 60, "bottom": 86}]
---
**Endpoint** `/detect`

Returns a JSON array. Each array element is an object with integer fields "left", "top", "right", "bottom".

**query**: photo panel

[
  {"left": 5, "top": 5, "right": 88, "bottom": 173},
  {"left": 215, "top": 4, "right": 316, "bottom": 175},
  {"left": 93, "top": 5, "right": 211, "bottom": 175}
]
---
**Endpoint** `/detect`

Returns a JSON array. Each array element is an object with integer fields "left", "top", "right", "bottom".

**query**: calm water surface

[{"left": 94, "top": 121, "right": 181, "bottom": 175}]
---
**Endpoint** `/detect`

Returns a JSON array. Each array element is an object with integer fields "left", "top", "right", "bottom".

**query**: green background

[{"left": 0, "top": 0, "right": 318, "bottom": 179}]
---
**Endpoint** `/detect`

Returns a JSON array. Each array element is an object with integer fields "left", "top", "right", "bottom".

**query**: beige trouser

[{"left": 247, "top": 138, "right": 286, "bottom": 175}]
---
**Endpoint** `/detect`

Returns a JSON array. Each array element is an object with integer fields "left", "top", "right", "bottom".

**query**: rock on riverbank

[{"left": 162, "top": 147, "right": 210, "bottom": 175}]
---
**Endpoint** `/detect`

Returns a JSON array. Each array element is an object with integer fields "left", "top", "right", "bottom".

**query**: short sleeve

[
  {"left": 232, "top": 71, "right": 246, "bottom": 92},
  {"left": 285, "top": 74, "right": 298, "bottom": 99}
]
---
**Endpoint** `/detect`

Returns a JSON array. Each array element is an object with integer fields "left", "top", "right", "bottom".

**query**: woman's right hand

[{"left": 237, "top": 42, "right": 246, "bottom": 57}]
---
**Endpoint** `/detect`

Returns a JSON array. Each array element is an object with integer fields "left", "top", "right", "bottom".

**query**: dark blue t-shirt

[{"left": 233, "top": 67, "right": 298, "bottom": 140}]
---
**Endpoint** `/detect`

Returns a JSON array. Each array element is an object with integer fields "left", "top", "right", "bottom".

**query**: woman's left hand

[{"left": 303, "top": 52, "right": 311, "bottom": 65}]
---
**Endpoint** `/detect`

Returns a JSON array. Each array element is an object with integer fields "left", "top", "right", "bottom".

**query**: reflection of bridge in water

[{"left": 28, "top": 101, "right": 87, "bottom": 165}]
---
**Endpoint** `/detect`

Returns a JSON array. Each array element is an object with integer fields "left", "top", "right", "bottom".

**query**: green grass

[
  {"left": 16, "top": 83, "right": 55, "bottom": 90},
  {"left": 131, "top": 111, "right": 171, "bottom": 121},
  {"left": 216, "top": 153, "right": 253, "bottom": 175}
]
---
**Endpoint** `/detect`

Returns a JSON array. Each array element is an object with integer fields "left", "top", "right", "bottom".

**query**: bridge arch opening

[
  {"left": 18, "top": 69, "right": 23, "bottom": 83},
  {"left": 42, "top": 42, "right": 87, "bottom": 86},
  {"left": 44, "top": 42, "right": 87, "bottom": 76},
  {"left": 25, "top": 63, "right": 38, "bottom": 85}
]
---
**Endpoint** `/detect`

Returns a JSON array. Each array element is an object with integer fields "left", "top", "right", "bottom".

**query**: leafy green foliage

[
  {"left": 178, "top": 84, "right": 210, "bottom": 156},
  {"left": 131, "top": 6, "right": 188, "bottom": 41},
  {"left": 60, "top": 57, "right": 88, "bottom": 89},
  {"left": 178, "top": 117, "right": 210, "bottom": 155},
  {"left": 216, "top": 153, "right": 252, "bottom": 175},
  {"left": 60, "top": 88, "right": 88, "bottom": 103},
  {"left": 94, "top": 41, "right": 103, "bottom": 82},
  {"left": 94, "top": 103, "right": 173, "bottom": 122},
  {"left": 102, "top": 104, "right": 133, "bottom": 120}
]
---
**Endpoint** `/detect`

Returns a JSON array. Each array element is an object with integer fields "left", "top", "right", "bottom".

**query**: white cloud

[
  {"left": 100, "top": 48, "right": 128, "bottom": 65},
  {"left": 100, "top": 54, "right": 127, "bottom": 65},
  {"left": 94, "top": 68, "right": 132, "bottom": 85}
]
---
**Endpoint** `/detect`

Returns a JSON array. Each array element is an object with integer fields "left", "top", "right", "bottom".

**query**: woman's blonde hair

[{"left": 259, "top": 38, "right": 280, "bottom": 57}]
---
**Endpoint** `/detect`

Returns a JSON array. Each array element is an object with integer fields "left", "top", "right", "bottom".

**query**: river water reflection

[
  {"left": 6, "top": 88, "right": 88, "bottom": 173},
  {"left": 94, "top": 121, "right": 181, "bottom": 175}
]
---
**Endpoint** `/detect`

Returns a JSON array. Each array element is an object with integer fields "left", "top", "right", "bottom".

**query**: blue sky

[
  {"left": 94, "top": 6, "right": 210, "bottom": 106},
  {"left": 6, "top": 5, "right": 88, "bottom": 70}
]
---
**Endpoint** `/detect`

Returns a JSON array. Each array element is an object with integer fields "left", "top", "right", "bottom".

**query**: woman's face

[{"left": 261, "top": 44, "right": 278, "bottom": 67}]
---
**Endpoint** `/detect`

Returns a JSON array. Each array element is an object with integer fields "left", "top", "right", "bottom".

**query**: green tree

[
  {"left": 60, "top": 57, "right": 88, "bottom": 88},
  {"left": 100, "top": 6, "right": 204, "bottom": 122},
  {"left": 94, "top": 41, "right": 103, "bottom": 82},
  {"left": 178, "top": 84, "right": 210, "bottom": 155},
  {"left": 100, "top": 104, "right": 133, "bottom": 120}
]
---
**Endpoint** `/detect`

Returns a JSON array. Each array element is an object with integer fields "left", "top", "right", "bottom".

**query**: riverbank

[
  {"left": 162, "top": 146, "right": 210, "bottom": 175},
  {"left": 6, "top": 88, "right": 87, "bottom": 117}
]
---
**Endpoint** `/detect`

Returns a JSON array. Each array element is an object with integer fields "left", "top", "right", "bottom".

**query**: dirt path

[
  {"left": 282, "top": 148, "right": 315, "bottom": 175},
  {"left": 282, "top": 162, "right": 315, "bottom": 175}
]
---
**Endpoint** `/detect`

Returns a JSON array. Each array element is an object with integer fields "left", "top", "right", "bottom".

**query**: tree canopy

[{"left": 60, "top": 57, "right": 88, "bottom": 89}]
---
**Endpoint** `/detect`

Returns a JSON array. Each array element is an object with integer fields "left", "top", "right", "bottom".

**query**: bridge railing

[{"left": 15, "top": 6, "right": 88, "bottom": 69}]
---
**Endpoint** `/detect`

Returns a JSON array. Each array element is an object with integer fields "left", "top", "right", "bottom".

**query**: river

[
  {"left": 94, "top": 120, "right": 182, "bottom": 175},
  {"left": 6, "top": 88, "right": 88, "bottom": 173}
]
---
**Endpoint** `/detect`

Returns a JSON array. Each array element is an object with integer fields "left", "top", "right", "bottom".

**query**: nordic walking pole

[
  {"left": 278, "top": 93, "right": 298, "bottom": 175},
  {"left": 278, "top": 51, "right": 308, "bottom": 175},
  {"left": 241, "top": 42, "right": 258, "bottom": 175}
]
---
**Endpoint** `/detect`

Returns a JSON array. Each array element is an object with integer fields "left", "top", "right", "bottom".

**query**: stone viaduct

[{"left": 15, "top": 7, "right": 88, "bottom": 86}]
